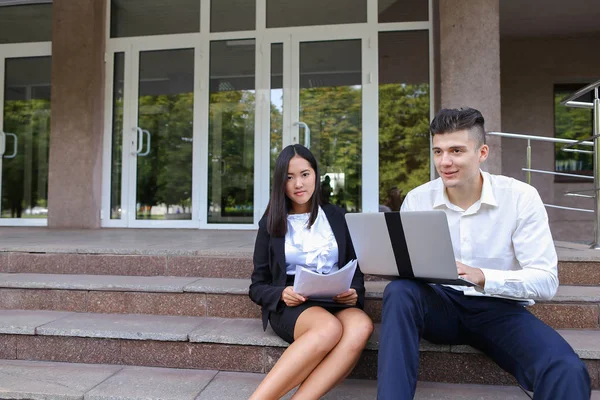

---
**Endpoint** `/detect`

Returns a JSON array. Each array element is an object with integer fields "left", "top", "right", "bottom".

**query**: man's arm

[{"left": 479, "top": 188, "right": 558, "bottom": 300}]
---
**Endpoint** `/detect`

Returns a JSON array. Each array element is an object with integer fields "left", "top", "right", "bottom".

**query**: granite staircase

[{"left": 0, "top": 245, "right": 599, "bottom": 399}]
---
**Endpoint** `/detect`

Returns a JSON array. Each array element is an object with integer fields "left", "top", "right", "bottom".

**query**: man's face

[{"left": 432, "top": 129, "right": 488, "bottom": 189}]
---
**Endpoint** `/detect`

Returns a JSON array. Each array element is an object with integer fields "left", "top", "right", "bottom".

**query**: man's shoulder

[
  {"left": 406, "top": 178, "right": 442, "bottom": 196},
  {"left": 403, "top": 178, "right": 442, "bottom": 209},
  {"left": 488, "top": 173, "right": 538, "bottom": 197}
]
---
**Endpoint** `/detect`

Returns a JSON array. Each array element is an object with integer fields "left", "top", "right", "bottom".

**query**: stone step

[
  {"left": 0, "top": 310, "right": 598, "bottom": 388},
  {"left": 0, "top": 359, "right": 552, "bottom": 400},
  {"left": 0, "top": 273, "right": 598, "bottom": 330},
  {"left": 2, "top": 250, "right": 600, "bottom": 284}
]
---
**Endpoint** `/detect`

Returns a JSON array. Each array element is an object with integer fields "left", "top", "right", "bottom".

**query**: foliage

[
  {"left": 378, "top": 83, "right": 430, "bottom": 205},
  {"left": 1, "top": 99, "right": 50, "bottom": 218},
  {"left": 554, "top": 91, "right": 593, "bottom": 172}
]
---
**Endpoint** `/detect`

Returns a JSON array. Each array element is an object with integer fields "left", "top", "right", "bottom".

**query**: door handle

[
  {"left": 138, "top": 129, "right": 151, "bottom": 156},
  {"left": 2, "top": 133, "right": 17, "bottom": 159},
  {"left": 293, "top": 121, "right": 310, "bottom": 148}
]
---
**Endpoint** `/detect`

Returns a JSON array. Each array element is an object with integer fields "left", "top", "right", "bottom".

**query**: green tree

[{"left": 378, "top": 83, "right": 430, "bottom": 205}]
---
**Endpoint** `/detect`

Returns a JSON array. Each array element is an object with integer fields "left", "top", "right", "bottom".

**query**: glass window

[
  {"left": 2, "top": 56, "right": 52, "bottom": 219},
  {"left": 208, "top": 40, "right": 256, "bottom": 224},
  {"left": 299, "top": 40, "right": 362, "bottom": 212},
  {"left": 270, "top": 43, "right": 283, "bottom": 180},
  {"left": 135, "top": 49, "right": 195, "bottom": 221},
  {"left": 0, "top": 4, "right": 52, "bottom": 44},
  {"left": 110, "top": 53, "right": 124, "bottom": 219},
  {"left": 378, "top": 0, "right": 428, "bottom": 23},
  {"left": 554, "top": 84, "right": 593, "bottom": 181},
  {"left": 211, "top": 0, "right": 256, "bottom": 32},
  {"left": 378, "top": 31, "right": 430, "bottom": 211},
  {"left": 267, "top": 0, "right": 366, "bottom": 28},
  {"left": 111, "top": 0, "right": 200, "bottom": 38}
]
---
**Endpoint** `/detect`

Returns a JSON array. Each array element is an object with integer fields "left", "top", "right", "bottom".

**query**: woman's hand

[
  {"left": 333, "top": 288, "right": 358, "bottom": 305},
  {"left": 281, "top": 286, "right": 307, "bottom": 307}
]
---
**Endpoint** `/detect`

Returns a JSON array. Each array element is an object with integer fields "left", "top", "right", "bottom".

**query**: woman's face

[{"left": 285, "top": 155, "right": 316, "bottom": 213}]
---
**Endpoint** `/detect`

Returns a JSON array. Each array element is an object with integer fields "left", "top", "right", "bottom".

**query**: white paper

[{"left": 293, "top": 259, "right": 357, "bottom": 300}]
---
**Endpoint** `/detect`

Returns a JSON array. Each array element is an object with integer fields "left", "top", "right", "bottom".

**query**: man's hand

[
  {"left": 456, "top": 261, "right": 485, "bottom": 287},
  {"left": 333, "top": 288, "right": 358, "bottom": 305},
  {"left": 281, "top": 286, "right": 306, "bottom": 307}
]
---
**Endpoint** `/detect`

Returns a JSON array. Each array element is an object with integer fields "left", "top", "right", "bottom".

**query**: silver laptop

[{"left": 345, "top": 211, "right": 478, "bottom": 287}]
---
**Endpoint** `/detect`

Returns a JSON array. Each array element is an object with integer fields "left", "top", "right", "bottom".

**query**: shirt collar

[{"left": 432, "top": 170, "right": 498, "bottom": 209}]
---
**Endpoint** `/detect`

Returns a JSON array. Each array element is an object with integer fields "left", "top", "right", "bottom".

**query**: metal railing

[{"left": 487, "top": 79, "right": 600, "bottom": 248}]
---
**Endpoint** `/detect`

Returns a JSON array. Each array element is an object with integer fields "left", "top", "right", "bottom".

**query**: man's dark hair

[
  {"left": 264, "top": 144, "right": 322, "bottom": 237},
  {"left": 430, "top": 107, "right": 486, "bottom": 148}
]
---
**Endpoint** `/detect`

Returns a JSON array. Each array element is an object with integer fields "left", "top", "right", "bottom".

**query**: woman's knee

[
  {"left": 341, "top": 314, "right": 374, "bottom": 353},
  {"left": 297, "top": 312, "right": 343, "bottom": 352}
]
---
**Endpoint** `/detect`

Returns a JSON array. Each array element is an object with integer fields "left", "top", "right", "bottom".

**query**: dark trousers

[{"left": 377, "top": 280, "right": 591, "bottom": 400}]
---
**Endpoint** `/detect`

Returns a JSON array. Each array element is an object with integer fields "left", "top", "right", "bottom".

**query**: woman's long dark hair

[{"left": 265, "top": 144, "right": 322, "bottom": 237}]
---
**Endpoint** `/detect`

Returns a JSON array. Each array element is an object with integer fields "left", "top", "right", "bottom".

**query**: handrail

[
  {"left": 488, "top": 131, "right": 593, "bottom": 146},
  {"left": 559, "top": 79, "right": 600, "bottom": 106},
  {"left": 490, "top": 80, "right": 600, "bottom": 249}
]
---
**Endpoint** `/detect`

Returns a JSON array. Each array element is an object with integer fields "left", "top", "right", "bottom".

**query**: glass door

[
  {"left": 0, "top": 55, "right": 51, "bottom": 226},
  {"left": 130, "top": 47, "right": 195, "bottom": 226},
  {"left": 266, "top": 33, "right": 365, "bottom": 213},
  {"left": 105, "top": 44, "right": 199, "bottom": 228}
]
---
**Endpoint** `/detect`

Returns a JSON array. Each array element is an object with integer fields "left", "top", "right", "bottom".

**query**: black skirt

[{"left": 268, "top": 274, "right": 355, "bottom": 344}]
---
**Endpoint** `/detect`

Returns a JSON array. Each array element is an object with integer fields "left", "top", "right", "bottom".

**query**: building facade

[{"left": 0, "top": 0, "right": 598, "bottom": 243}]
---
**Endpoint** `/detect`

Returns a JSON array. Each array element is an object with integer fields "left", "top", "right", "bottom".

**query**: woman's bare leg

[
  {"left": 291, "top": 308, "right": 374, "bottom": 400},
  {"left": 249, "top": 307, "right": 343, "bottom": 400}
]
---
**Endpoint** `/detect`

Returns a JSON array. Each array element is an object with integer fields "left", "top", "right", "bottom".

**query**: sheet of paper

[{"left": 293, "top": 259, "right": 357, "bottom": 300}]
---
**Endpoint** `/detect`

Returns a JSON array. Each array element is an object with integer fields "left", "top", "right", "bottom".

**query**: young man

[{"left": 377, "top": 108, "right": 591, "bottom": 399}]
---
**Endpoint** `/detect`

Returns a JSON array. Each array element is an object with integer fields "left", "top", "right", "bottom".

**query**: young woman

[{"left": 249, "top": 144, "right": 374, "bottom": 400}]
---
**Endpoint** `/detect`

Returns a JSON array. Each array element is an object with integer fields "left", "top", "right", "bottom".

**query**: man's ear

[{"left": 479, "top": 144, "right": 489, "bottom": 163}]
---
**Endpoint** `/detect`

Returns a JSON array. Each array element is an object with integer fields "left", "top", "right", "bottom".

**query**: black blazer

[{"left": 249, "top": 203, "right": 366, "bottom": 330}]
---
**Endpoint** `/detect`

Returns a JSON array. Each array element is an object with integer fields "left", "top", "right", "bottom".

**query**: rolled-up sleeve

[{"left": 481, "top": 188, "right": 558, "bottom": 300}]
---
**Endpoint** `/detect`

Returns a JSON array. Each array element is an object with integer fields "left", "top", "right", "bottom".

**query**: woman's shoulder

[{"left": 321, "top": 203, "right": 347, "bottom": 218}]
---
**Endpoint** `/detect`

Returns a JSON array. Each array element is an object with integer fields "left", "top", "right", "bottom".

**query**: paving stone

[
  {"left": 560, "top": 330, "right": 600, "bottom": 359},
  {"left": 88, "top": 291, "right": 207, "bottom": 316},
  {"left": 9, "top": 253, "right": 86, "bottom": 274},
  {"left": 36, "top": 313, "right": 205, "bottom": 341},
  {"left": 206, "top": 293, "right": 261, "bottom": 319},
  {"left": 0, "top": 360, "right": 122, "bottom": 400},
  {"left": 120, "top": 340, "right": 264, "bottom": 372},
  {"left": 17, "top": 336, "right": 121, "bottom": 364},
  {"left": 167, "top": 256, "right": 253, "bottom": 278},
  {"left": 413, "top": 381, "right": 529, "bottom": 399},
  {"left": 529, "top": 303, "right": 600, "bottom": 329},
  {"left": 0, "top": 288, "right": 88, "bottom": 312},
  {"left": 194, "top": 371, "right": 280, "bottom": 400},
  {"left": 85, "top": 366, "right": 217, "bottom": 400},
  {"left": 419, "top": 352, "right": 516, "bottom": 385},
  {"left": 0, "top": 335, "right": 17, "bottom": 359},
  {"left": 551, "top": 285, "right": 600, "bottom": 302},
  {"left": 586, "top": 360, "right": 600, "bottom": 389},
  {"left": 559, "top": 262, "right": 600, "bottom": 285},
  {"left": 189, "top": 318, "right": 288, "bottom": 347},
  {"left": 0, "top": 310, "right": 69, "bottom": 334},
  {"left": 0, "top": 252, "right": 10, "bottom": 272},
  {"left": 85, "top": 254, "right": 167, "bottom": 276},
  {"left": 592, "top": 390, "right": 600, "bottom": 400},
  {"left": 0, "top": 273, "right": 200, "bottom": 292},
  {"left": 184, "top": 277, "right": 250, "bottom": 294}
]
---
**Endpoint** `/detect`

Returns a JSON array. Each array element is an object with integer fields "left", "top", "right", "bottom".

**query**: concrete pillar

[
  {"left": 439, "top": 0, "right": 502, "bottom": 173},
  {"left": 48, "top": 0, "right": 106, "bottom": 228}
]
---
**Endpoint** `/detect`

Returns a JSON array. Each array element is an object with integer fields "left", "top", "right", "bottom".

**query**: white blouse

[{"left": 284, "top": 206, "right": 339, "bottom": 275}]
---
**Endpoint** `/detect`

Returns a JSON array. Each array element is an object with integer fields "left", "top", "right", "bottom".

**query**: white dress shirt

[
  {"left": 401, "top": 171, "right": 558, "bottom": 303},
  {"left": 285, "top": 206, "right": 339, "bottom": 275}
]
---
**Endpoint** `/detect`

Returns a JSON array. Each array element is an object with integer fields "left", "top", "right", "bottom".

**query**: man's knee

[
  {"left": 549, "top": 354, "right": 590, "bottom": 382},
  {"left": 382, "top": 280, "right": 425, "bottom": 309}
]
